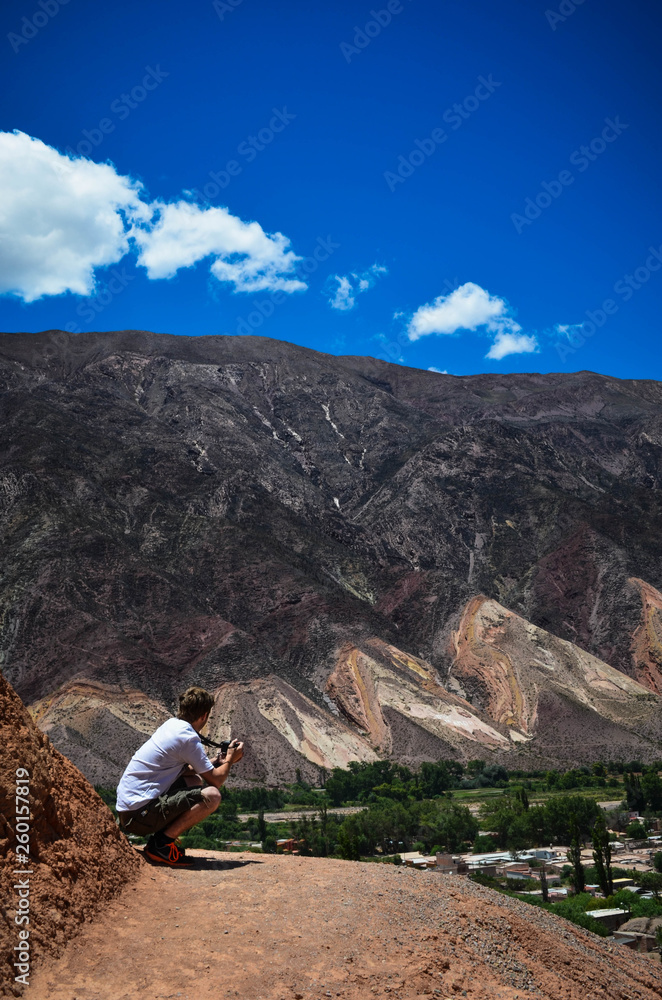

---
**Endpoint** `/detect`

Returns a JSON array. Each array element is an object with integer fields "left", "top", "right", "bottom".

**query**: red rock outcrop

[
  {"left": 0, "top": 672, "right": 140, "bottom": 997},
  {"left": 628, "top": 577, "right": 662, "bottom": 694}
]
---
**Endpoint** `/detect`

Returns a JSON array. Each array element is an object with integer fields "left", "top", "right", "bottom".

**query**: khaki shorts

[{"left": 117, "top": 776, "right": 205, "bottom": 837}]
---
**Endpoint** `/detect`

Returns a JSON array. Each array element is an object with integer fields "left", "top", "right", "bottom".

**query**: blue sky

[{"left": 0, "top": 0, "right": 661, "bottom": 378}]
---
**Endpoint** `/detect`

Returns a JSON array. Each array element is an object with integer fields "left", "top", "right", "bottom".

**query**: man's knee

[{"left": 201, "top": 786, "right": 221, "bottom": 812}]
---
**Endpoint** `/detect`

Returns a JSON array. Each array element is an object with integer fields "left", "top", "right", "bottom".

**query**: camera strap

[{"left": 198, "top": 733, "right": 226, "bottom": 749}]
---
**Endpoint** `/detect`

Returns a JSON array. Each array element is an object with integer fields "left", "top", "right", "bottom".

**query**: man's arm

[{"left": 202, "top": 740, "right": 244, "bottom": 789}]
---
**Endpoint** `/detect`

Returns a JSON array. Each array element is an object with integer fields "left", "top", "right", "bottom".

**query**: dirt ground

[{"left": 28, "top": 850, "right": 662, "bottom": 1000}]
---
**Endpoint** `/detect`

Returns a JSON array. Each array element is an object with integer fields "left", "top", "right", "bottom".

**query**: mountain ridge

[{"left": 2, "top": 330, "right": 662, "bottom": 781}]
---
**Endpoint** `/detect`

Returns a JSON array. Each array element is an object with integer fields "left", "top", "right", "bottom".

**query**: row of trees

[
  {"left": 545, "top": 768, "right": 617, "bottom": 791},
  {"left": 101, "top": 757, "right": 662, "bottom": 816},
  {"left": 332, "top": 799, "right": 479, "bottom": 861},
  {"left": 478, "top": 792, "right": 601, "bottom": 851},
  {"left": 182, "top": 795, "right": 480, "bottom": 859},
  {"left": 170, "top": 755, "right": 662, "bottom": 860},
  {"left": 157, "top": 757, "right": 662, "bottom": 832},
  {"left": 624, "top": 770, "right": 662, "bottom": 812},
  {"left": 322, "top": 759, "right": 662, "bottom": 807},
  {"left": 324, "top": 759, "right": 512, "bottom": 806}
]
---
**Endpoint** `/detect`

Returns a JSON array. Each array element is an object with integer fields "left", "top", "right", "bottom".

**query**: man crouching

[{"left": 116, "top": 686, "right": 243, "bottom": 867}]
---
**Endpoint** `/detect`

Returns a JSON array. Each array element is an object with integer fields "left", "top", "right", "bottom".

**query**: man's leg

[{"left": 163, "top": 785, "right": 221, "bottom": 839}]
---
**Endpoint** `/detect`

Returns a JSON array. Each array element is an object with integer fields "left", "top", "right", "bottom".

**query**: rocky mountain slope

[{"left": 2, "top": 329, "right": 662, "bottom": 781}]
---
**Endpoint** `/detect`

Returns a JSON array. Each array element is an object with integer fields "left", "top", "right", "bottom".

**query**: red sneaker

[{"left": 144, "top": 836, "right": 194, "bottom": 868}]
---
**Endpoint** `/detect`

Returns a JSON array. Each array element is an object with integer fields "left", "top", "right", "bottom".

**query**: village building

[
  {"left": 585, "top": 908, "right": 630, "bottom": 933},
  {"left": 613, "top": 916, "right": 662, "bottom": 952}
]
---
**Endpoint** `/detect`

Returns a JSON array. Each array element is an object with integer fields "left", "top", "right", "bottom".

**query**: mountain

[{"left": 2, "top": 329, "right": 662, "bottom": 782}]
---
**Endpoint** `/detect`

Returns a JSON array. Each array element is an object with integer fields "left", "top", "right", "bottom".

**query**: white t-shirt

[{"left": 116, "top": 718, "right": 214, "bottom": 812}]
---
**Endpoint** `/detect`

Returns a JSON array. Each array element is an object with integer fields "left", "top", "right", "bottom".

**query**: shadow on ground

[{"left": 136, "top": 847, "right": 264, "bottom": 872}]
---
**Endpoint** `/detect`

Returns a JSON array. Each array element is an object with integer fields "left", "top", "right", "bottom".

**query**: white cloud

[
  {"left": 555, "top": 322, "right": 585, "bottom": 343},
  {"left": 329, "top": 275, "right": 355, "bottom": 311},
  {"left": 328, "top": 263, "right": 387, "bottom": 311},
  {"left": 134, "top": 200, "right": 305, "bottom": 293},
  {"left": 0, "top": 130, "right": 305, "bottom": 302},
  {"left": 427, "top": 366, "right": 448, "bottom": 373},
  {"left": 485, "top": 331, "right": 538, "bottom": 360},
  {"left": 0, "top": 131, "right": 148, "bottom": 301},
  {"left": 407, "top": 282, "right": 516, "bottom": 339},
  {"left": 406, "top": 281, "right": 540, "bottom": 360}
]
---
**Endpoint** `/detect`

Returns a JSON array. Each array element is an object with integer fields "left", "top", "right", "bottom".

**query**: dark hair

[{"left": 177, "top": 686, "right": 215, "bottom": 723}]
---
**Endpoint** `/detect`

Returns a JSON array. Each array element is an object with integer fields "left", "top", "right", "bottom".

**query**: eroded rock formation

[
  {"left": 449, "top": 595, "right": 662, "bottom": 762},
  {"left": 327, "top": 638, "right": 511, "bottom": 760}
]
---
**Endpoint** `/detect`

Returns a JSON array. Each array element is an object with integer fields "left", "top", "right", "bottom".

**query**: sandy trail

[
  {"left": 237, "top": 806, "right": 364, "bottom": 823},
  {"left": 29, "top": 850, "right": 662, "bottom": 1000}
]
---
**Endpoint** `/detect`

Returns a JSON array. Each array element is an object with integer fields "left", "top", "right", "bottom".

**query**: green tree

[
  {"left": 325, "top": 760, "right": 407, "bottom": 806},
  {"left": 372, "top": 782, "right": 409, "bottom": 802},
  {"left": 641, "top": 770, "right": 662, "bottom": 811},
  {"left": 626, "top": 820, "right": 647, "bottom": 840},
  {"left": 418, "top": 760, "right": 462, "bottom": 797},
  {"left": 624, "top": 772, "right": 646, "bottom": 813},
  {"left": 505, "top": 813, "right": 536, "bottom": 854},
  {"left": 291, "top": 814, "right": 317, "bottom": 856},
  {"left": 638, "top": 872, "right": 662, "bottom": 899},
  {"left": 568, "top": 814, "right": 586, "bottom": 894},
  {"left": 540, "top": 864, "right": 549, "bottom": 903},
  {"left": 336, "top": 801, "right": 419, "bottom": 858},
  {"left": 542, "top": 795, "right": 599, "bottom": 843},
  {"left": 257, "top": 809, "right": 267, "bottom": 845},
  {"left": 316, "top": 801, "right": 330, "bottom": 857},
  {"left": 514, "top": 787, "right": 529, "bottom": 811},
  {"left": 592, "top": 815, "right": 614, "bottom": 898},
  {"left": 467, "top": 759, "right": 486, "bottom": 776},
  {"left": 479, "top": 795, "right": 527, "bottom": 849},
  {"left": 473, "top": 833, "right": 499, "bottom": 853},
  {"left": 479, "top": 764, "right": 509, "bottom": 787},
  {"left": 336, "top": 820, "right": 364, "bottom": 861},
  {"left": 418, "top": 801, "right": 478, "bottom": 853},
  {"left": 262, "top": 833, "right": 278, "bottom": 853},
  {"left": 653, "top": 851, "right": 662, "bottom": 874}
]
